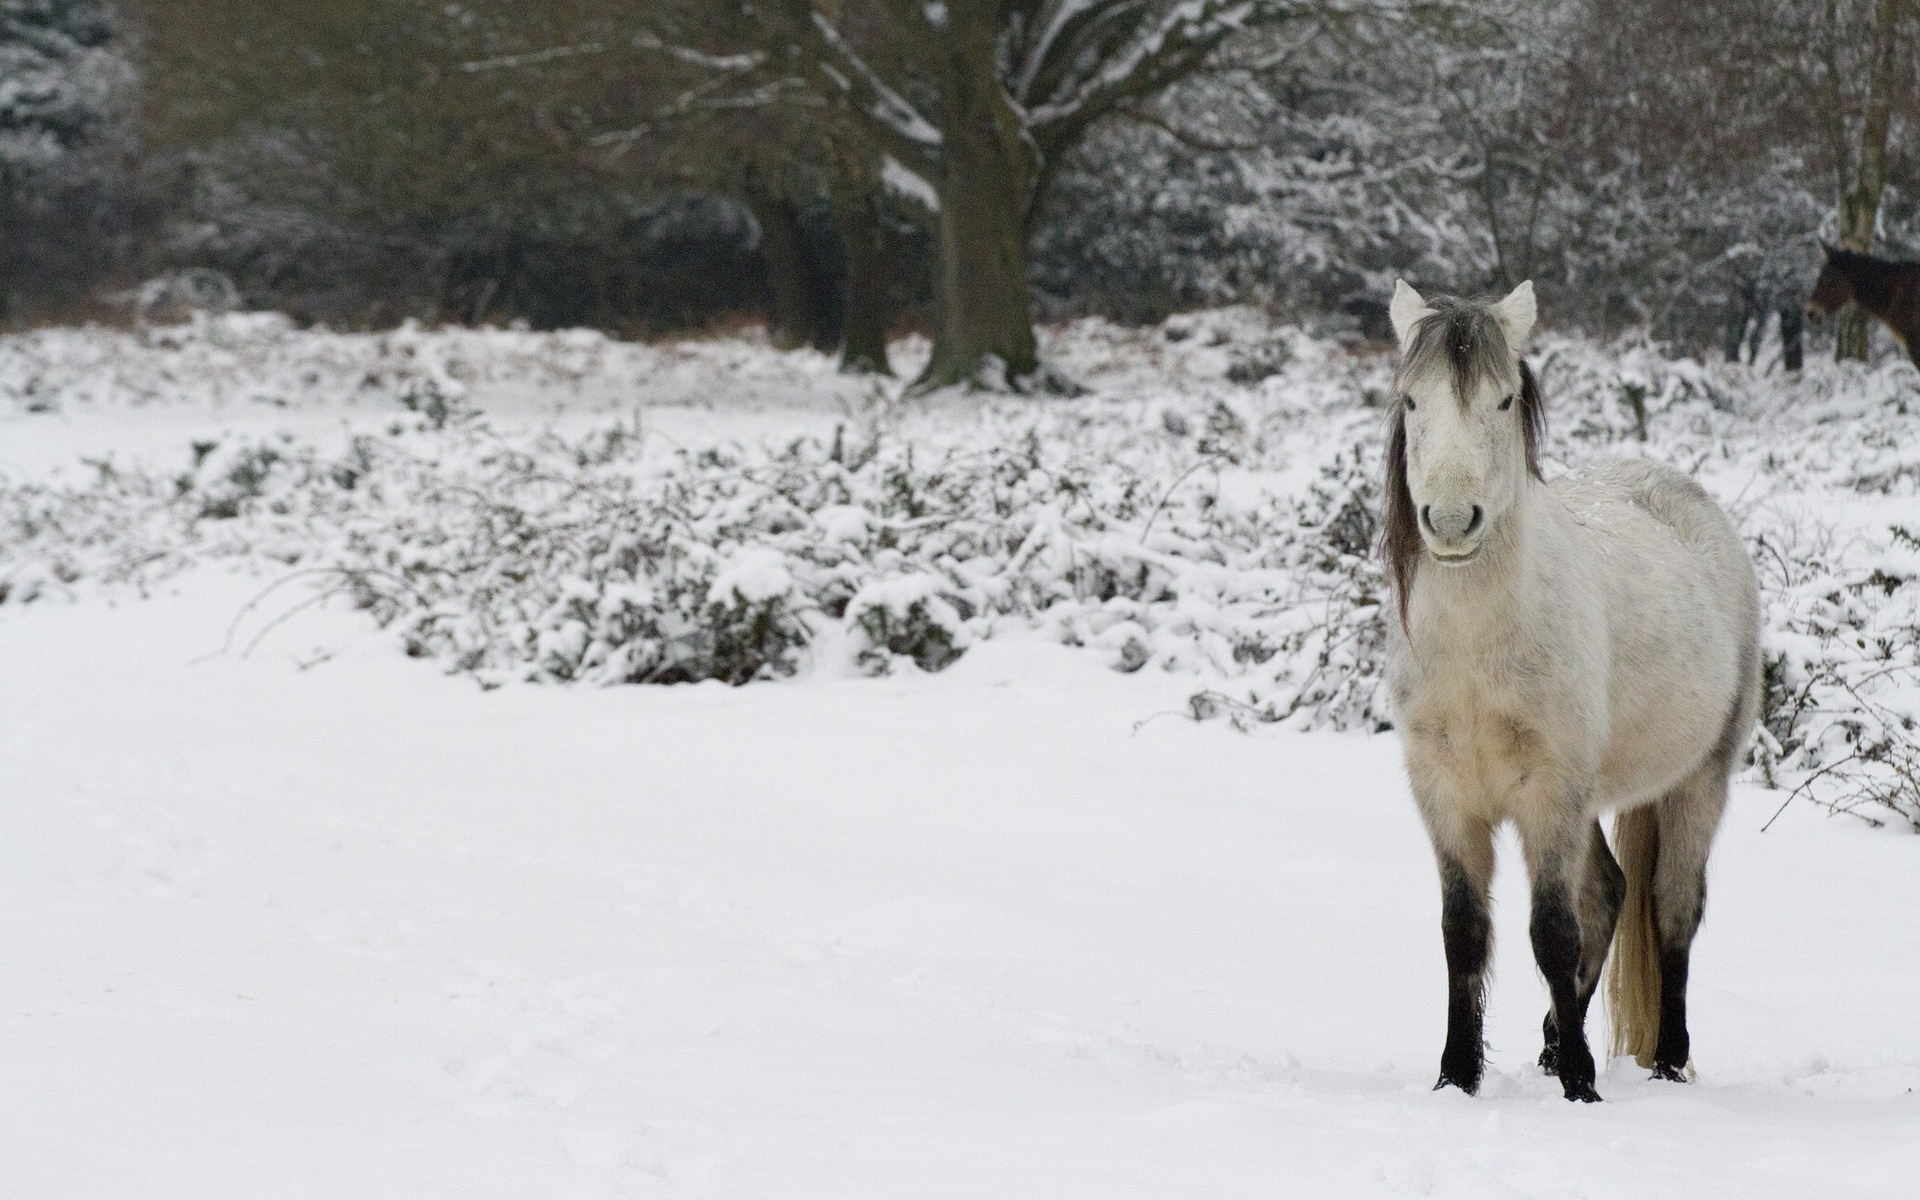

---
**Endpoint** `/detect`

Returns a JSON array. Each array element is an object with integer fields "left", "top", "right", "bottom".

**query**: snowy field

[{"left": 3, "top": 315, "right": 1918, "bottom": 1197}]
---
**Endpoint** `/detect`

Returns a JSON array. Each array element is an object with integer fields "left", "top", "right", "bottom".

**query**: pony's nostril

[
  {"left": 1464, "top": 506, "right": 1484, "bottom": 537},
  {"left": 1420, "top": 505, "right": 1434, "bottom": 534}
]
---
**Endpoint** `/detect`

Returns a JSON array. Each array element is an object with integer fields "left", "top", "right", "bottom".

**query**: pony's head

[
  {"left": 1806, "top": 242, "right": 1859, "bottom": 315},
  {"left": 1382, "top": 280, "right": 1545, "bottom": 618}
]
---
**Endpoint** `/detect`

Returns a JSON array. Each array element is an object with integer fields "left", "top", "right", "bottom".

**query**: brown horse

[{"left": 1807, "top": 244, "right": 1920, "bottom": 364}]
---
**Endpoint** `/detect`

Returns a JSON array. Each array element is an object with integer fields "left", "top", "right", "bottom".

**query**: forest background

[{"left": 3, "top": 1, "right": 1916, "bottom": 388}]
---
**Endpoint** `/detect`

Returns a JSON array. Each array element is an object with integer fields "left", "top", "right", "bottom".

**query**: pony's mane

[{"left": 1381, "top": 295, "right": 1546, "bottom": 627}]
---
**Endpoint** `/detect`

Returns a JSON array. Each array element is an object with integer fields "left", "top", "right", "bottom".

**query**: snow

[
  {"left": 848, "top": 572, "right": 948, "bottom": 618},
  {"left": 710, "top": 548, "right": 794, "bottom": 605},
  {"left": 882, "top": 154, "right": 940, "bottom": 213},
  {"left": 2, "top": 313, "right": 1918, "bottom": 1195},
  {"left": 4, "top": 577, "right": 1916, "bottom": 1198},
  {"left": 0, "top": 314, "right": 869, "bottom": 477}
]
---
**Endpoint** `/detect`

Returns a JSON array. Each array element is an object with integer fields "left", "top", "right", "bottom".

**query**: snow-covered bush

[
  {"left": 2, "top": 313, "right": 1915, "bottom": 827},
  {"left": 1750, "top": 519, "right": 1920, "bottom": 830},
  {"left": 847, "top": 575, "right": 970, "bottom": 675},
  {"left": 0, "top": 311, "right": 811, "bottom": 417}
]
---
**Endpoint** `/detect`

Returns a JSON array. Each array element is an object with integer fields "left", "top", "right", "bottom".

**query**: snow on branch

[
  {"left": 782, "top": 3, "right": 943, "bottom": 175},
  {"left": 460, "top": 42, "right": 607, "bottom": 73},
  {"left": 556, "top": 26, "right": 788, "bottom": 150},
  {"left": 808, "top": 12, "right": 943, "bottom": 148},
  {"left": 589, "top": 77, "right": 815, "bottom": 150},
  {"left": 1011, "top": 0, "right": 1149, "bottom": 105},
  {"left": 882, "top": 154, "right": 940, "bottom": 214},
  {"left": 631, "top": 30, "right": 768, "bottom": 74},
  {"left": 1025, "top": 0, "right": 1281, "bottom": 144},
  {"left": 461, "top": 32, "right": 767, "bottom": 78}
]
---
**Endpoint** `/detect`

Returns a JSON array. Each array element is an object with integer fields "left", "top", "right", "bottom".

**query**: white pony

[{"left": 1382, "top": 280, "right": 1760, "bottom": 1102}]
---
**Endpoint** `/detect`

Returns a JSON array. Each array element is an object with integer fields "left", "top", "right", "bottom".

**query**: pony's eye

[
  {"left": 1402, "top": 395, "right": 1416, "bottom": 411},
  {"left": 1499, "top": 393, "right": 1515, "bottom": 411}
]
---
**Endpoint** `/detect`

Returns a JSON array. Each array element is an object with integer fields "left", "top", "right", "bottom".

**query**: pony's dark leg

[
  {"left": 1540, "top": 821, "right": 1625, "bottom": 1076},
  {"left": 1519, "top": 809, "right": 1602, "bottom": 1102},
  {"left": 1420, "top": 809, "right": 1495, "bottom": 1095},
  {"left": 1648, "top": 768, "right": 1730, "bottom": 1081}
]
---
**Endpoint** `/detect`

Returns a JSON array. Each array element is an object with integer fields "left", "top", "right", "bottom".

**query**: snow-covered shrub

[
  {"left": 847, "top": 575, "right": 970, "bottom": 675},
  {"left": 1750, "top": 520, "right": 1920, "bottom": 830},
  {"left": 0, "top": 313, "right": 798, "bottom": 419},
  {"left": 0, "top": 319, "right": 1397, "bottom": 713},
  {"left": 2, "top": 313, "right": 1915, "bottom": 825},
  {"left": 534, "top": 561, "right": 801, "bottom": 687}
]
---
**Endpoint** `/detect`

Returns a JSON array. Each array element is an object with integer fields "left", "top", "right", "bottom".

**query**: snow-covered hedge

[
  {"left": 0, "top": 310, "right": 833, "bottom": 415},
  {"left": 3, "top": 313, "right": 1916, "bottom": 828}
]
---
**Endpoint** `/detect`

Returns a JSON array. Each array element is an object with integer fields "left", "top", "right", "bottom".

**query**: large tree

[
  {"left": 608, "top": 3, "right": 910, "bottom": 370},
  {"left": 753, "top": 0, "right": 1321, "bottom": 392}
]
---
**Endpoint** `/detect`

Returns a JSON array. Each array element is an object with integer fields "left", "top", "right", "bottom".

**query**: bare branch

[
  {"left": 1116, "top": 102, "right": 1261, "bottom": 153},
  {"left": 589, "top": 79, "right": 816, "bottom": 150},
  {"left": 631, "top": 30, "right": 768, "bottom": 73},
  {"left": 777, "top": 1, "right": 944, "bottom": 176},
  {"left": 1026, "top": 0, "right": 1305, "bottom": 151},
  {"left": 1011, "top": 0, "right": 1151, "bottom": 106},
  {"left": 460, "top": 43, "right": 606, "bottom": 74}
]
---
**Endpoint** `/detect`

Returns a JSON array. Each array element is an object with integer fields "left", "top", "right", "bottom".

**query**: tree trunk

[
  {"left": 746, "top": 177, "right": 833, "bottom": 352},
  {"left": 1780, "top": 304, "right": 1805, "bottom": 372},
  {"left": 0, "top": 164, "right": 19, "bottom": 323},
  {"left": 1722, "top": 305, "right": 1750, "bottom": 363},
  {"left": 835, "top": 188, "right": 892, "bottom": 375},
  {"left": 914, "top": 13, "right": 1040, "bottom": 393},
  {"left": 1835, "top": 0, "right": 1904, "bottom": 361}
]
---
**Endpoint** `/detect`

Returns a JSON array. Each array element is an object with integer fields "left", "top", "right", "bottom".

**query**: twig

[{"left": 1140, "top": 453, "right": 1227, "bottom": 543}]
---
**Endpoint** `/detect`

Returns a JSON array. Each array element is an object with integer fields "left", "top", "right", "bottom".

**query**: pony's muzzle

[{"left": 1420, "top": 502, "right": 1484, "bottom": 545}]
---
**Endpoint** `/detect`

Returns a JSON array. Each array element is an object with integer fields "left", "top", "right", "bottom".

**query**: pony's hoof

[
  {"left": 1650, "top": 1063, "right": 1689, "bottom": 1083},
  {"left": 1538, "top": 1044, "right": 1559, "bottom": 1076},
  {"left": 1562, "top": 1080, "right": 1603, "bottom": 1103}
]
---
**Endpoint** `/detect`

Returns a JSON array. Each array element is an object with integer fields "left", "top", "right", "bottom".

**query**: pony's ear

[
  {"left": 1492, "top": 280, "right": 1537, "bottom": 348},
  {"left": 1390, "top": 279, "right": 1431, "bottom": 350}
]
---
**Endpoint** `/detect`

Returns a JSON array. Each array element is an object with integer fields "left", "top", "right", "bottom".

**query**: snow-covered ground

[{"left": 3, "top": 315, "right": 1917, "bottom": 1197}]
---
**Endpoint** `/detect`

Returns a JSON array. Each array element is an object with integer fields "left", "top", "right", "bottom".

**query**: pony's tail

[{"left": 1607, "top": 806, "right": 1662, "bottom": 1067}]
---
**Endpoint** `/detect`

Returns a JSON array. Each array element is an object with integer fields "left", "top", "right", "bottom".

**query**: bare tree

[
  {"left": 515, "top": 1, "right": 908, "bottom": 371},
  {"left": 752, "top": 0, "right": 1329, "bottom": 392}
]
